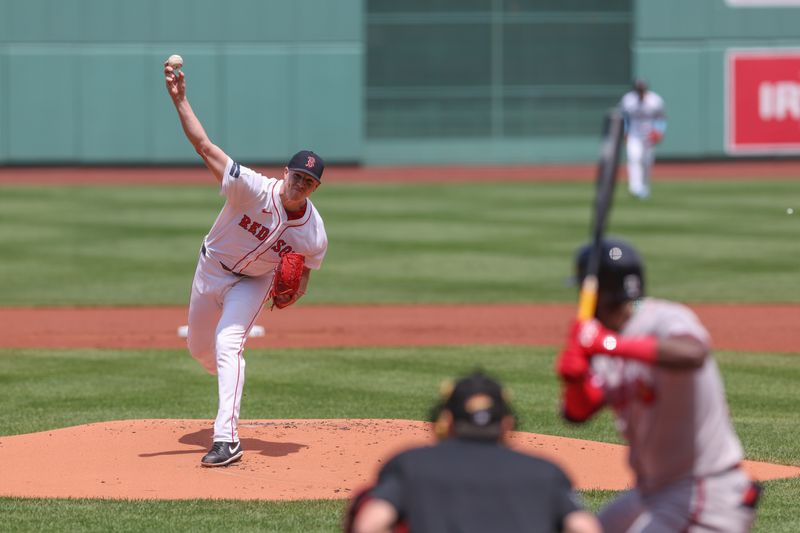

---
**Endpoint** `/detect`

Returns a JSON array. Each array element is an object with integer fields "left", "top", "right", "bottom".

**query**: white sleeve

[
  {"left": 304, "top": 223, "right": 328, "bottom": 270},
  {"left": 220, "top": 158, "right": 268, "bottom": 206},
  {"left": 619, "top": 93, "right": 632, "bottom": 112}
]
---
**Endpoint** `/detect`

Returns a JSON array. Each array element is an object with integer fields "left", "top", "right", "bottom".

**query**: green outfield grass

[
  {"left": 2, "top": 482, "right": 796, "bottom": 533},
  {"left": 0, "top": 176, "right": 797, "bottom": 531},
  {"left": 0, "top": 347, "right": 797, "bottom": 462},
  {"left": 0, "top": 179, "right": 797, "bottom": 306},
  {"left": 0, "top": 346, "right": 797, "bottom": 531}
]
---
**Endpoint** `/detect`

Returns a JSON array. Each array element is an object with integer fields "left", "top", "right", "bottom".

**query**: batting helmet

[{"left": 575, "top": 238, "right": 645, "bottom": 305}]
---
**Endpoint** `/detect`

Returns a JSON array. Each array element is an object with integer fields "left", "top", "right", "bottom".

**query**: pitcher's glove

[{"left": 270, "top": 253, "right": 305, "bottom": 309}]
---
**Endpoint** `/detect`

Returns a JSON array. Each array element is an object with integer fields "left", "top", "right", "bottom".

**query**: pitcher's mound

[{"left": 1, "top": 419, "right": 797, "bottom": 500}]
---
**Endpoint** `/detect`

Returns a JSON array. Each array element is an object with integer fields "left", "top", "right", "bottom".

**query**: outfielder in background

[
  {"left": 619, "top": 80, "right": 666, "bottom": 200},
  {"left": 346, "top": 372, "right": 601, "bottom": 533},
  {"left": 164, "top": 58, "right": 328, "bottom": 466},
  {"left": 556, "top": 238, "right": 760, "bottom": 532}
]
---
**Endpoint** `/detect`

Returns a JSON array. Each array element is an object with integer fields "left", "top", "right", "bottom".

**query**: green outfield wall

[
  {"left": 0, "top": 0, "right": 363, "bottom": 164},
  {"left": 636, "top": 0, "right": 800, "bottom": 158},
  {"left": 2, "top": 0, "right": 800, "bottom": 164},
  {"left": 363, "top": 0, "right": 632, "bottom": 163}
]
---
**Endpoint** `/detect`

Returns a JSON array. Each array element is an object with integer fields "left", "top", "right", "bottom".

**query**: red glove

[
  {"left": 648, "top": 130, "right": 663, "bottom": 144},
  {"left": 270, "top": 253, "right": 305, "bottom": 310},
  {"left": 572, "top": 319, "right": 658, "bottom": 365}
]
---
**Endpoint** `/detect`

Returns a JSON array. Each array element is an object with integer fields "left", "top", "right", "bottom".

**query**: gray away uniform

[{"left": 591, "top": 298, "right": 758, "bottom": 532}]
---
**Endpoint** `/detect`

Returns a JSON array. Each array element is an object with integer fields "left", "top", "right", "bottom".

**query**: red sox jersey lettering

[
  {"left": 238, "top": 214, "right": 271, "bottom": 241},
  {"left": 272, "top": 240, "right": 293, "bottom": 256},
  {"left": 202, "top": 159, "right": 327, "bottom": 277}
]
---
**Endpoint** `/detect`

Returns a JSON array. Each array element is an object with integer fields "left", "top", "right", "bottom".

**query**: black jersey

[{"left": 370, "top": 438, "right": 582, "bottom": 533}]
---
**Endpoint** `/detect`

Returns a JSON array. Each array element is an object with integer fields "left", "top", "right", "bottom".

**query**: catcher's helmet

[{"left": 576, "top": 238, "right": 645, "bottom": 305}]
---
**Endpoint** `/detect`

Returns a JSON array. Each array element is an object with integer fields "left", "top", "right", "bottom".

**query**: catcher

[
  {"left": 346, "top": 372, "right": 600, "bottom": 533},
  {"left": 164, "top": 57, "right": 328, "bottom": 467}
]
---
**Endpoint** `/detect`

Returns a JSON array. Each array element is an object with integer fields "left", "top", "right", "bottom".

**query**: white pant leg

[
  {"left": 626, "top": 136, "right": 648, "bottom": 198},
  {"left": 187, "top": 251, "right": 225, "bottom": 375},
  {"left": 212, "top": 272, "right": 273, "bottom": 443},
  {"left": 641, "top": 139, "right": 655, "bottom": 198}
]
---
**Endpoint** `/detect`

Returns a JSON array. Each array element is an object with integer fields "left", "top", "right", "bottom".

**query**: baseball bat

[{"left": 576, "top": 108, "right": 625, "bottom": 320}]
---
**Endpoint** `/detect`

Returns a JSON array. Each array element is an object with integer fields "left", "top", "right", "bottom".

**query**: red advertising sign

[{"left": 727, "top": 49, "right": 800, "bottom": 154}]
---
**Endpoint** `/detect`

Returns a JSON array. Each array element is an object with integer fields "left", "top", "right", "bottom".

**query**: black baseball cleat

[{"left": 201, "top": 441, "right": 243, "bottom": 467}]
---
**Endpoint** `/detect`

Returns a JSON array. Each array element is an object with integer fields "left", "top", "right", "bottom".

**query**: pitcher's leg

[
  {"left": 187, "top": 264, "right": 222, "bottom": 375},
  {"left": 212, "top": 275, "right": 272, "bottom": 443}
]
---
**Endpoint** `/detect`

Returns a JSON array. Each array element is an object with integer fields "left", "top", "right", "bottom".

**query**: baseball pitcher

[
  {"left": 556, "top": 238, "right": 760, "bottom": 532},
  {"left": 164, "top": 58, "right": 328, "bottom": 466}
]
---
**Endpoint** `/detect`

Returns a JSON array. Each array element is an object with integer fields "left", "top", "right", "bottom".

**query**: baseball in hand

[{"left": 167, "top": 54, "right": 183, "bottom": 69}]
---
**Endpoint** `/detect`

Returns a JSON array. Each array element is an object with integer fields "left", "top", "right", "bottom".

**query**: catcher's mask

[
  {"left": 433, "top": 371, "right": 512, "bottom": 441},
  {"left": 575, "top": 237, "right": 645, "bottom": 308}
]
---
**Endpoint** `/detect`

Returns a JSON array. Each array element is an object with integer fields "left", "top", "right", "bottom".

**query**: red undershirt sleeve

[{"left": 561, "top": 375, "right": 605, "bottom": 423}]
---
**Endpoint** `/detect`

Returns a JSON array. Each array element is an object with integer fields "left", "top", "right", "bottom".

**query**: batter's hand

[
  {"left": 569, "top": 318, "right": 658, "bottom": 365},
  {"left": 164, "top": 62, "right": 186, "bottom": 102}
]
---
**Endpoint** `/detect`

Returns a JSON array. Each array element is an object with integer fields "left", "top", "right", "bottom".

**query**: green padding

[
  {"left": 151, "top": 47, "right": 223, "bottom": 164},
  {"left": 365, "top": 3, "right": 633, "bottom": 142},
  {"left": 0, "top": 52, "right": 6, "bottom": 160},
  {"left": 638, "top": 0, "right": 800, "bottom": 40},
  {"left": 79, "top": 48, "right": 154, "bottom": 161},
  {"left": 221, "top": 47, "right": 294, "bottom": 161},
  {"left": 293, "top": 48, "right": 363, "bottom": 159},
  {"left": 0, "top": 0, "right": 363, "bottom": 164},
  {"left": 634, "top": 48, "right": 706, "bottom": 157},
  {"left": 0, "top": 44, "right": 364, "bottom": 164},
  {"left": 7, "top": 46, "right": 78, "bottom": 161}
]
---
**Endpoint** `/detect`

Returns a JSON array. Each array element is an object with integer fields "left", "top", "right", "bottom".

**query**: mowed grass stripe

[
  {"left": 0, "top": 347, "right": 797, "bottom": 465},
  {"left": 0, "top": 180, "right": 797, "bottom": 305},
  {"left": 1, "top": 482, "right": 798, "bottom": 533}
]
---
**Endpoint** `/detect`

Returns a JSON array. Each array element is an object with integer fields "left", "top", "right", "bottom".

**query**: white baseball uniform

[
  {"left": 619, "top": 90, "right": 666, "bottom": 199},
  {"left": 591, "top": 298, "right": 758, "bottom": 532},
  {"left": 187, "top": 158, "right": 327, "bottom": 443}
]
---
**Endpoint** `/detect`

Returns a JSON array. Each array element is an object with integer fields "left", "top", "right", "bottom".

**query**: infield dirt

[{"left": 0, "top": 303, "right": 798, "bottom": 500}]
